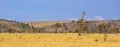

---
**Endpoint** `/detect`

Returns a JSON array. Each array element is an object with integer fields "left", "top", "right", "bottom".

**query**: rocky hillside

[
  {"left": 0, "top": 19, "right": 40, "bottom": 33},
  {"left": 40, "top": 20, "right": 120, "bottom": 33},
  {"left": 0, "top": 19, "right": 120, "bottom": 33}
]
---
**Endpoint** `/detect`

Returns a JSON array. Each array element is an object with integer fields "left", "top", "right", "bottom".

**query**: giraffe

[{"left": 77, "top": 11, "right": 86, "bottom": 36}]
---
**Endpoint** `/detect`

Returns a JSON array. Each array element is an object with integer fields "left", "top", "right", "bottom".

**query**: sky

[{"left": 0, "top": 0, "right": 120, "bottom": 21}]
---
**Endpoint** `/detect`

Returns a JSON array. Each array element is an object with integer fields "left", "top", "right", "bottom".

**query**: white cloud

[{"left": 94, "top": 16, "right": 104, "bottom": 20}]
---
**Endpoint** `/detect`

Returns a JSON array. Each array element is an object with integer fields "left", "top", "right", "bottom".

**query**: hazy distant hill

[
  {"left": 24, "top": 20, "right": 72, "bottom": 28},
  {"left": 0, "top": 19, "right": 120, "bottom": 33},
  {"left": 0, "top": 19, "right": 38, "bottom": 33},
  {"left": 0, "top": 19, "right": 71, "bottom": 33}
]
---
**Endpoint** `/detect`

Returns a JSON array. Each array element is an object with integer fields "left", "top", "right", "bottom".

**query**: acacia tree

[
  {"left": 54, "top": 23, "right": 62, "bottom": 33},
  {"left": 98, "top": 24, "right": 103, "bottom": 34},
  {"left": 62, "top": 23, "right": 68, "bottom": 33}
]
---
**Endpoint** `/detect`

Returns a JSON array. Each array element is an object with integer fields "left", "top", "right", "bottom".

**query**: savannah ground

[{"left": 0, "top": 33, "right": 120, "bottom": 47}]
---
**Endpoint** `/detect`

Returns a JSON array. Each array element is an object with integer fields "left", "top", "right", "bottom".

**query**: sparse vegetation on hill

[
  {"left": 0, "top": 19, "right": 120, "bottom": 33},
  {"left": 0, "top": 19, "right": 40, "bottom": 33},
  {"left": 41, "top": 20, "right": 120, "bottom": 33}
]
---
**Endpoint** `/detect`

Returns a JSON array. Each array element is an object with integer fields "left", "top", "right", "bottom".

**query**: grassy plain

[{"left": 0, "top": 33, "right": 120, "bottom": 47}]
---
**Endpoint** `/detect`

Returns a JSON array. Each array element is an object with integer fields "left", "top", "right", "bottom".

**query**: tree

[
  {"left": 54, "top": 23, "right": 62, "bottom": 33},
  {"left": 63, "top": 23, "right": 68, "bottom": 33},
  {"left": 98, "top": 24, "right": 103, "bottom": 34},
  {"left": 71, "top": 20, "right": 76, "bottom": 23}
]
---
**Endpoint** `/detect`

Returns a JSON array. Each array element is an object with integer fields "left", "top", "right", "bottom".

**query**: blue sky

[{"left": 0, "top": 0, "right": 120, "bottom": 21}]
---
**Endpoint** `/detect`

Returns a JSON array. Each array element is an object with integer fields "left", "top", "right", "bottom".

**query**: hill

[
  {"left": 0, "top": 19, "right": 39, "bottom": 33},
  {"left": 24, "top": 20, "right": 72, "bottom": 28},
  {"left": 0, "top": 19, "right": 120, "bottom": 33},
  {"left": 39, "top": 20, "right": 120, "bottom": 33}
]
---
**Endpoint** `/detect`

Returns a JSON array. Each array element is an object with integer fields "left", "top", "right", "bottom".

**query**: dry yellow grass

[{"left": 0, "top": 33, "right": 120, "bottom": 47}]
